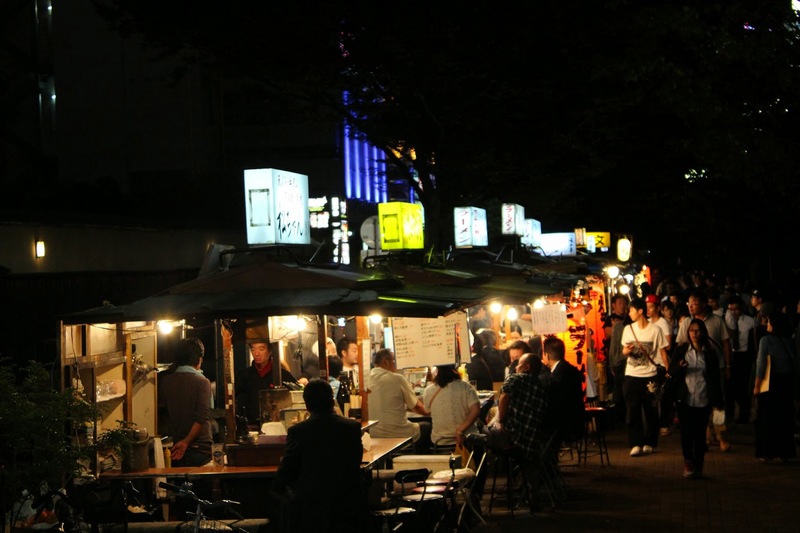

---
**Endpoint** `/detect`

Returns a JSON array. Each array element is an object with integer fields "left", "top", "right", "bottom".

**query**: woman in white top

[
  {"left": 423, "top": 365, "right": 481, "bottom": 447},
  {"left": 669, "top": 318, "right": 723, "bottom": 479}
]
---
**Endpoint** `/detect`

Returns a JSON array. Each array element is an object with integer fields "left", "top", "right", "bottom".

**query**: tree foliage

[
  {"left": 0, "top": 359, "right": 97, "bottom": 516},
  {"left": 94, "top": 0, "right": 800, "bottom": 274}
]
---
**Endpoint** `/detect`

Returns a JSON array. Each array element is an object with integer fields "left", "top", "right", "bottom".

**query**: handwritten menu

[
  {"left": 531, "top": 304, "right": 568, "bottom": 335},
  {"left": 390, "top": 312, "right": 470, "bottom": 368}
]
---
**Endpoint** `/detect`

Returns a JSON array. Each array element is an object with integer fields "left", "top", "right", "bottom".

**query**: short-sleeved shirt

[
  {"left": 500, "top": 372, "right": 548, "bottom": 458},
  {"left": 423, "top": 380, "right": 480, "bottom": 443},
  {"left": 367, "top": 366, "right": 420, "bottom": 441},
  {"left": 620, "top": 321, "right": 668, "bottom": 378},
  {"left": 652, "top": 317, "right": 671, "bottom": 341},
  {"left": 676, "top": 313, "right": 730, "bottom": 368}
]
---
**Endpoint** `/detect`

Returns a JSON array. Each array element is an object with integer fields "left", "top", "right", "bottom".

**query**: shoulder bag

[
  {"left": 629, "top": 325, "right": 670, "bottom": 402},
  {"left": 758, "top": 355, "right": 771, "bottom": 394}
]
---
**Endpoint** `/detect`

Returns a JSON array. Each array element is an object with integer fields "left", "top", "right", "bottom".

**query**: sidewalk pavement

[{"left": 473, "top": 419, "right": 800, "bottom": 532}]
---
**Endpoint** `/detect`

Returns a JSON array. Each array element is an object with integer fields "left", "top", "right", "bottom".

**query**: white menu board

[
  {"left": 531, "top": 304, "right": 568, "bottom": 335},
  {"left": 390, "top": 312, "right": 470, "bottom": 368}
]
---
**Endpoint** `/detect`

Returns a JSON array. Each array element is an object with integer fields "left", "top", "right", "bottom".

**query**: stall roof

[{"left": 60, "top": 258, "right": 492, "bottom": 325}]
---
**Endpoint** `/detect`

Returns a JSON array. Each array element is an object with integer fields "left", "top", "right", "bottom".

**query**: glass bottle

[{"left": 337, "top": 371, "right": 351, "bottom": 416}]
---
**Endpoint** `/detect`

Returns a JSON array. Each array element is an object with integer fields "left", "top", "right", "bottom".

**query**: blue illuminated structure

[{"left": 343, "top": 122, "right": 389, "bottom": 204}]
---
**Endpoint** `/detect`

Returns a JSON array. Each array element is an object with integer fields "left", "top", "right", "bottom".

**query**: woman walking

[
  {"left": 753, "top": 313, "right": 797, "bottom": 463},
  {"left": 670, "top": 319, "right": 723, "bottom": 479}
]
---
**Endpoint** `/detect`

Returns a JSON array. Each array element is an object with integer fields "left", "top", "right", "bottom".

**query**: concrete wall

[{"left": 0, "top": 222, "right": 246, "bottom": 275}]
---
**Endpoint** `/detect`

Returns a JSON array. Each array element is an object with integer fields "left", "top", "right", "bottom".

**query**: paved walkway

[{"left": 473, "top": 419, "right": 800, "bottom": 532}]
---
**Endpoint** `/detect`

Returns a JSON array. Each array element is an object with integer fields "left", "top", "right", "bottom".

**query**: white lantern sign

[
  {"left": 521, "top": 218, "right": 542, "bottom": 248},
  {"left": 244, "top": 168, "right": 310, "bottom": 245},
  {"left": 501, "top": 203, "right": 525, "bottom": 236},
  {"left": 453, "top": 207, "right": 488, "bottom": 248},
  {"left": 538, "top": 232, "right": 577, "bottom": 256}
]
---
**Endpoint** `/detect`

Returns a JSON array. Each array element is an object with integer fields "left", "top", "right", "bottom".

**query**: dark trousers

[
  {"left": 612, "top": 363, "right": 627, "bottom": 424},
  {"left": 623, "top": 376, "right": 659, "bottom": 448},
  {"left": 726, "top": 350, "right": 754, "bottom": 422},
  {"left": 676, "top": 402, "right": 711, "bottom": 466},
  {"left": 414, "top": 420, "right": 433, "bottom": 453}
]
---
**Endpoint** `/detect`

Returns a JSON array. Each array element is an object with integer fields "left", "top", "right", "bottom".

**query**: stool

[
  {"left": 487, "top": 447, "right": 531, "bottom": 517},
  {"left": 580, "top": 407, "right": 610, "bottom": 466}
]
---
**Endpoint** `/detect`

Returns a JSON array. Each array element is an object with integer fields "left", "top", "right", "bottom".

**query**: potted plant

[
  {"left": 95, "top": 421, "right": 140, "bottom": 473},
  {"left": 0, "top": 358, "right": 98, "bottom": 530}
]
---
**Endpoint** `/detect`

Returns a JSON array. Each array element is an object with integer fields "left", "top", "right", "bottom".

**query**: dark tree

[{"left": 93, "top": 1, "right": 800, "bottom": 274}]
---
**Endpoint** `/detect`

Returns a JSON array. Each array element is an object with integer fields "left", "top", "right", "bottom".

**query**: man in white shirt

[
  {"left": 725, "top": 296, "right": 756, "bottom": 424},
  {"left": 367, "top": 349, "right": 431, "bottom": 452},
  {"left": 621, "top": 298, "right": 669, "bottom": 457}
]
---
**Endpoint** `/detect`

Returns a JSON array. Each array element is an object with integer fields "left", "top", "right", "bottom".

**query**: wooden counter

[{"left": 99, "top": 437, "right": 410, "bottom": 480}]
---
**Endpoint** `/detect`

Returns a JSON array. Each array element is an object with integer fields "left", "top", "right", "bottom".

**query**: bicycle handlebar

[
  {"left": 158, "top": 482, "right": 241, "bottom": 510},
  {"left": 158, "top": 481, "right": 185, "bottom": 493}
]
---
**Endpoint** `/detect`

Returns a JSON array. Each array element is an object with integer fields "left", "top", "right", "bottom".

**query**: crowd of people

[
  {"left": 603, "top": 271, "right": 800, "bottom": 478},
  {"left": 154, "top": 269, "right": 799, "bottom": 531}
]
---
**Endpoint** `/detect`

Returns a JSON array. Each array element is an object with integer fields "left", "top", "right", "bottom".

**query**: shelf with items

[{"left": 60, "top": 321, "right": 159, "bottom": 445}]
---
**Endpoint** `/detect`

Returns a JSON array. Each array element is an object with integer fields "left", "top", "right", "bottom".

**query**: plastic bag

[{"left": 712, "top": 408, "right": 726, "bottom": 426}]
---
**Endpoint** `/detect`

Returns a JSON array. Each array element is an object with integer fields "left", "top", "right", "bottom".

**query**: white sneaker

[
  {"left": 630, "top": 446, "right": 643, "bottom": 457},
  {"left": 643, "top": 445, "right": 653, "bottom": 454}
]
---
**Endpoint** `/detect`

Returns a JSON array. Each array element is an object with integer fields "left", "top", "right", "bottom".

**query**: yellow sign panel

[
  {"left": 586, "top": 231, "right": 611, "bottom": 251},
  {"left": 378, "top": 202, "right": 425, "bottom": 250}
]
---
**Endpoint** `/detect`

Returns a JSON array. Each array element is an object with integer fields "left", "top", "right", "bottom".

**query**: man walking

[
  {"left": 621, "top": 298, "right": 669, "bottom": 457},
  {"left": 725, "top": 296, "right": 756, "bottom": 423}
]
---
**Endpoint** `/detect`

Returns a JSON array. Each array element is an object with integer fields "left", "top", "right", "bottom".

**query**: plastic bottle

[{"left": 164, "top": 447, "right": 172, "bottom": 468}]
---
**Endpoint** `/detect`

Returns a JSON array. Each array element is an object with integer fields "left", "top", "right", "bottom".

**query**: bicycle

[{"left": 158, "top": 481, "right": 249, "bottom": 533}]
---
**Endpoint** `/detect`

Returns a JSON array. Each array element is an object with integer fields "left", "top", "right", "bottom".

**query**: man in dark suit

[
  {"left": 275, "top": 379, "right": 366, "bottom": 532},
  {"left": 542, "top": 337, "right": 585, "bottom": 444}
]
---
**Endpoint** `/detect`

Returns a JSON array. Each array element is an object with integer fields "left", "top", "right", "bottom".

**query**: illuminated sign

[
  {"left": 521, "top": 218, "right": 542, "bottom": 248},
  {"left": 378, "top": 202, "right": 425, "bottom": 250},
  {"left": 244, "top": 168, "right": 310, "bottom": 245},
  {"left": 538, "top": 232, "right": 577, "bottom": 256},
  {"left": 453, "top": 207, "right": 488, "bottom": 248},
  {"left": 501, "top": 203, "right": 525, "bottom": 236},
  {"left": 586, "top": 232, "right": 611, "bottom": 252}
]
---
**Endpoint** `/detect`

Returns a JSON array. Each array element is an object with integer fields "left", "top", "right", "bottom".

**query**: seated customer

[
  {"left": 368, "top": 349, "right": 431, "bottom": 453},
  {"left": 274, "top": 379, "right": 366, "bottom": 533},
  {"left": 467, "top": 330, "right": 506, "bottom": 390},
  {"left": 423, "top": 365, "right": 481, "bottom": 446},
  {"left": 423, "top": 365, "right": 488, "bottom": 505},
  {"left": 506, "top": 340, "right": 532, "bottom": 376},
  {"left": 542, "top": 337, "right": 585, "bottom": 445}
]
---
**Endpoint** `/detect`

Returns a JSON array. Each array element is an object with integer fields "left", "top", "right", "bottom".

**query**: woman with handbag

[
  {"left": 669, "top": 319, "right": 723, "bottom": 479},
  {"left": 753, "top": 313, "right": 797, "bottom": 463}
]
